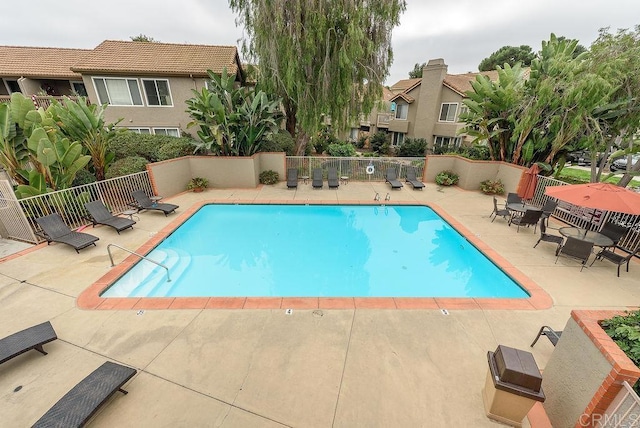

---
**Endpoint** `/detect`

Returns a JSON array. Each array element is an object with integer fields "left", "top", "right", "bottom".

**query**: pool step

[{"left": 149, "top": 248, "right": 192, "bottom": 297}]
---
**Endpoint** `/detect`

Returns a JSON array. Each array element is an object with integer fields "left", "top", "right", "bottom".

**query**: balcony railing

[
  {"left": 377, "top": 113, "right": 393, "bottom": 127},
  {"left": 0, "top": 95, "right": 78, "bottom": 109}
]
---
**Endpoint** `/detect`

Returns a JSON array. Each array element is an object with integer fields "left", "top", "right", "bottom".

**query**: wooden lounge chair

[
  {"left": 131, "top": 190, "right": 178, "bottom": 216},
  {"left": 286, "top": 168, "right": 298, "bottom": 189},
  {"left": 508, "top": 209, "right": 543, "bottom": 232},
  {"left": 84, "top": 201, "right": 135, "bottom": 234},
  {"left": 385, "top": 168, "right": 403, "bottom": 189},
  {"left": 0, "top": 321, "right": 57, "bottom": 365},
  {"left": 590, "top": 245, "right": 640, "bottom": 277},
  {"left": 530, "top": 326, "right": 562, "bottom": 347},
  {"left": 490, "top": 196, "right": 511, "bottom": 223},
  {"left": 405, "top": 167, "right": 425, "bottom": 189},
  {"left": 533, "top": 218, "right": 564, "bottom": 254},
  {"left": 32, "top": 361, "right": 136, "bottom": 428},
  {"left": 555, "top": 236, "right": 594, "bottom": 271},
  {"left": 312, "top": 168, "right": 323, "bottom": 189},
  {"left": 35, "top": 213, "right": 99, "bottom": 253},
  {"left": 327, "top": 167, "right": 339, "bottom": 188}
]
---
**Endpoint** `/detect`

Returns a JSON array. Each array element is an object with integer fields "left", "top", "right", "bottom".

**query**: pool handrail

[{"left": 107, "top": 243, "right": 171, "bottom": 282}]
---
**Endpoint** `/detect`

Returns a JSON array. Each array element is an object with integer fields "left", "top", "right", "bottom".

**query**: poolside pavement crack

[{"left": 331, "top": 309, "right": 357, "bottom": 428}]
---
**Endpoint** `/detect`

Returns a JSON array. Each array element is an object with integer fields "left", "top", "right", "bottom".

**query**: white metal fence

[
  {"left": 286, "top": 156, "right": 425, "bottom": 182},
  {"left": 0, "top": 180, "right": 38, "bottom": 243},
  {"left": 597, "top": 381, "right": 640, "bottom": 428},
  {"left": 15, "top": 172, "right": 153, "bottom": 244}
]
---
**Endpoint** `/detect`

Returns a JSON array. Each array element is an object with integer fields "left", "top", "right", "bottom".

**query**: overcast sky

[{"left": 1, "top": 0, "right": 637, "bottom": 85}]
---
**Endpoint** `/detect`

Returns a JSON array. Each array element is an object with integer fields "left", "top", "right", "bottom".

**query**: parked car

[
  {"left": 609, "top": 154, "right": 640, "bottom": 172},
  {"left": 566, "top": 150, "right": 606, "bottom": 166}
]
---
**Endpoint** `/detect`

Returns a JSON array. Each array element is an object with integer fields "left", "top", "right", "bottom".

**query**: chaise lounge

[
  {"left": 385, "top": 168, "right": 403, "bottom": 189},
  {"left": 312, "top": 168, "right": 323, "bottom": 189},
  {"left": 32, "top": 361, "right": 137, "bottom": 428},
  {"left": 131, "top": 190, "right": 178, "bottom": 216},
  {"left": 84, "top": 201, "right": 135, "bottom": 234},
  {"left": 0, "top": 321, "right": 57, "bottom": 365},
  {"left": 328, "top": 167, "right": 340, "bottom": 189},
  {"left": 287, "top": 168, "right": 298, "bottom": 189},
  {"left": 405, "top": 167, "right": 425, "bottom": 189},
  {"left": 35, "top": 213, "right": 99, "bottom": 253}
]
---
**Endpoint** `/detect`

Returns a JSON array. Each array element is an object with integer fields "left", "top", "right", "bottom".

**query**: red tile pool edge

[{"left": 77, "top": 199, "right": 553, "bottom": 310}]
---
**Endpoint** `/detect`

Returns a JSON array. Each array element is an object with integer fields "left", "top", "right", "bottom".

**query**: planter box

[{"left": 541, "top": 310, "right": 640, "bottom": 428}]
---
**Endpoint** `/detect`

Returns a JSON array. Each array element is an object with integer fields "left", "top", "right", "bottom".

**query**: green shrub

[
  {"left": 105, "top": 156, "right": 149, "bottom": 179},
  {"left": 71, "top": 169, "right": 97, "bottom": 187},
  {"left": 259, "top": 170, "right": 279, "bottom": 185},
  {"left": 327, "top": 142, "right": 357, "bottom": 157},
  {"left": 398, "top": 138, "right": 427, "bottom": 157},
  {"left": 156, "top": 138, "right": 196, "bottom": 161},
  {"left": 480, "top": 179, "right": 505, "bottom": 195},
  {"left": 435, "top": 170, "right": 459, "bottom": 186},
  {"left": 356, "top": 135, "right": 368, "bottom": 149},
  {"left": 369, "top": 131, "right": 388, "bottom": 154},
  {"left": 108, "top": 132, "right": 196, "bottom": 162},
  {"left": 260, "top": 130, "right": 296, "bottom": 155},
  {"left": 464, "top": 144, "right": 491, "bottom": 160},
  {"left": 600, "top": 310, "right": 640, "bottom": 394}
]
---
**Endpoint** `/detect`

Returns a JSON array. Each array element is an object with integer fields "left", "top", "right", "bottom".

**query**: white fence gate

[{"left": 0, "top": 180, "right": 38, "bottom": 244}]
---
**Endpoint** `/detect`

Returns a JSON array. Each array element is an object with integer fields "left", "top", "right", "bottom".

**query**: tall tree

[
  {"left": 408, "top": 62, "right": 426, "bottom": 78},
  {"left": 229, "top": 0, "right": 406, "bottom": 154},
  {"left": 478, "top": 45, "right": 535, "bottom": 71}
]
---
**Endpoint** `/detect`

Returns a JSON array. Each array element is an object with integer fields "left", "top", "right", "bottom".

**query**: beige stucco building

[{"left": 351, "top": 59, "right": 498, "bottom": 152}]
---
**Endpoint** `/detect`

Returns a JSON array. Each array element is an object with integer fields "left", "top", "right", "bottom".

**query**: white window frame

[
  {"left": 439, "top": 103, "right": 459, "bottom": 122},
  {"left": 434, "top": 136, "right": 461, "bottom": 150},
  {"left": 92, "top": 77, "right": 143, "bottom": 106},
  {"left": 391, "top": 132, "right": 405, "bottom": 147},
  {"left": 395, "top": 103, "right": 408, "bottom": 120},
  {"left": 349, "top": 128, "right": 359, "bottom": 142},
  {"left": 153, "top": 128, "right": 180, "bottom": 137},
  {"left": 141, "top": 78, "right": 173, "bottom": 107},
  {"left": 127, "top": 127, "right": 152, "bottom": 134}
]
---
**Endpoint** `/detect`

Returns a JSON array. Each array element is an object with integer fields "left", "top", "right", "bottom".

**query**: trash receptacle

[{"left": 483, "top": 345, "right": 545, "bottom": 427}]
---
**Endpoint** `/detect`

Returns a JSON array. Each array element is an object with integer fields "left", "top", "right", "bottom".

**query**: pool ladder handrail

[{"left": 107, "top": 243, "right": 171, "bottom": 282}]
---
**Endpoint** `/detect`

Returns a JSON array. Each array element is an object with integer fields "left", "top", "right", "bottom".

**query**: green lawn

[{"left": 558, "top": 167, "right": 640, "bottom": 187}]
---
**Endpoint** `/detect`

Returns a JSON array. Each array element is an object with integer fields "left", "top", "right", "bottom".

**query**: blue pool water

[{"left": 102, "top": 204, "right": 529, "bottom": 298}]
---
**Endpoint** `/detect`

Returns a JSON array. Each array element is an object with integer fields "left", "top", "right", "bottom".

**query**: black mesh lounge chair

[
  {"left": 590, "top": 245, "right": 640, "bottom": 277},
  {"left": 35, "top": 213, "right": 99, "bottom": 253},
  {"left": 287, "top": 168, "right": 298, "bottom": 189},
  {"left": 0, "top": 321, "right": 57, "bottom": 365},
  {"left": 32, "top": 361, "right": 136, "bottom": 428},
  {"left": 530, "top": 326, "right": 562, "bottom": 347},
  {"left": 385, "top": 168, "right": 403, "bottom": 189},
  {"left": 533, "top": 218, "right": 564, "bottom": 254},
  {"left": 490, "top": 196, "right": 511, "bottom": 223},
  {"left": 84, "top": 201, "right": 135, "bottom": 234},
  {"left": 312, "top": 168, "right": 323, "bottom": 189},
  {"left": 131, "top": 190, "right": 178, "bottom": 216},
  {"left": 555, "top": 236, "right": 594, "bottom": 271},
  {"left": 327, "top": 167, "right": 340, "bottom": 188},
  {"left": 540, "top": 199, "right": 558, "bottom": 221},
  {"left": 508, "top": 209, "right": 543, "bottom": 232},
  {"left": 405, "top": 167, "right": 425, "bottom": 189}
]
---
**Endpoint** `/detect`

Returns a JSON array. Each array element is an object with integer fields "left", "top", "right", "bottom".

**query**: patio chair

[
  {"left": 312, "top": 168, "right": 323, "bottom": 189},
  {"left": 405, "top": 167, "right": 425, "bottom": 189},
  {"left": 35, "top": 213, "right": 99, "bottom": 253},
  {"left": 286, "top": 168, "right": 298, "bottom": 189},
  {"left": 508, "top": 209, "right": 543, "bottom": 232},
  {"left": 589, "top": 245, "right": 640, "bottom": 277},
  {"left": 490, "top": 196, "right": 511, "bottom": 223},
  {"left": 0, "top": 321, "right": 57, "bottom": 365},
  {"left": 32, "top": 361, "right": 137, "bottom": 428},
  {"left": 385, "top": 168, "right": 403, "bottom": 189},
  {"left": 327, "top": 167, "right": 340, "bottom": 188},
  {"left": 506, "top": 192, "right": 523, "bottom": 206},
  {"left": 530, "top": 325, "right": 562, "bottom": 347},
  {"left": 84, "top": 201, "right": 135, "bottom": 234},
  {"left": 540, "top": 199, "right": 558, "bottom": 221},
  {"left": 131, "top": 190, "right": 178, "bottom": 216},
  {"left": 533, "top": 218, "right": 564, "bottom": 254},
  {"left": 599, "top": 222, "right": 628, "bottom": 249},
  {"left": 555, "top": 236, "right": 594, "bottom": 271}
]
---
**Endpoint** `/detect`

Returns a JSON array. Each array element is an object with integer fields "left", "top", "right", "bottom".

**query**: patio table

[
  {"left": 507, "top": 203, "right": 538, "bottom": 215},
  {"left": 559, "top": 227, "right": 614, "bottom": 247}
]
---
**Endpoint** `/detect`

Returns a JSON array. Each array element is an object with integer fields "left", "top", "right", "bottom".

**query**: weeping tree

[{"left": 229, "top": 0, "right": 406, "bottom": 154}]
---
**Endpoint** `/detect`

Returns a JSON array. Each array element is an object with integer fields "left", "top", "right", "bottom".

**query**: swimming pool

[{"left": 101, "top": 204, "right": 528, "bottom": 299}]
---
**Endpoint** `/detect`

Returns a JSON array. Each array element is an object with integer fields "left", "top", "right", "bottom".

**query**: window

[
  {"left": 439, "top": 103, "right": 458, "bottom": 122},
  {"left": 128, "top": 127, "right": 151, "bottom": 134},
  {"left": 6, "top": 80, "right": 21, "bottom": 93},
  {"left": 142, "top": 79, "right": 173, "bottom": 106},
  {"left": 93, "top": 78, "right": 143, "bottom": 106},
  {"left": 434, "top": 136, "right": 461, "bottom": 151},
  {"left": 349, "top": 128, "right": 359, "bottom": 142},
  {"left": 71, "top": 82, "right": 87, "bottom": 97},
  {"left": 391, "top": 132, "right": 405, "bottom": 147},
  {"left": 395, "top": 103, "right": 408, "bottom": 120},
  {"left": 153, "top": 128, "right": 180, "bottom": 137}
]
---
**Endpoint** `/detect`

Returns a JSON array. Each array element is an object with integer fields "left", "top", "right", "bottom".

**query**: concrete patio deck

[{"left": 1, "top": 181, "right": 638, "bottom": 427}]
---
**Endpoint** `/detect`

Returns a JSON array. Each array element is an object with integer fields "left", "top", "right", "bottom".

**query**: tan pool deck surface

[{"left": 1, "top": 181, "right": 638, "bottom": 427}]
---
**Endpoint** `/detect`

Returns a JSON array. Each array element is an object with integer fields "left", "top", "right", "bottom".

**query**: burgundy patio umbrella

[
  {"left": 517, "top": 164, "right": 541, "bottom": 200},
  {"left": 544, "top": 183, "right": 640, "bottom": 215}
]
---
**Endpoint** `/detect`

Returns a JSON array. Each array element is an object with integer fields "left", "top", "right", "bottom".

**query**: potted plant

[
  {"left": 480, "top": 179, "right": 505, "bottom": 195},
  {"left": 187, "top": 177, "right": 208, "bottom": 192},
  {"left": 435, "top": 170, "right": 459, "bottom": 186}
]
